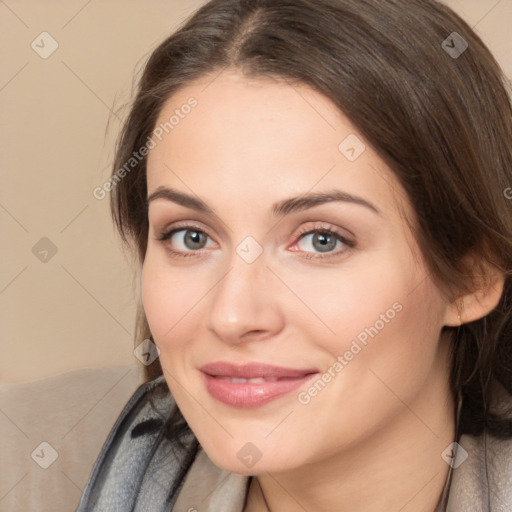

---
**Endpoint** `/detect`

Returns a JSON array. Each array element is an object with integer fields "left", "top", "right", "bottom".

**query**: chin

[{"left": 199, "top": 436, "right": 300, "bottom": 476}]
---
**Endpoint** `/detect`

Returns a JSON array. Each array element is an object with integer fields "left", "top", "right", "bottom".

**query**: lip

[{"left": 200, "top": 361, "right": 319, "bottom": 408}]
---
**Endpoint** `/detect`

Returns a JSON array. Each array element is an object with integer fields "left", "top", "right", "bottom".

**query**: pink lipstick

[{"left": 200, "top": 361, "right": 319, "bottom": 408}]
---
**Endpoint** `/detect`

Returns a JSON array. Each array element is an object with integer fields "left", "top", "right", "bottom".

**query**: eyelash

[{"left": 155, "top": 221, "right": 355, "bottom": 261}]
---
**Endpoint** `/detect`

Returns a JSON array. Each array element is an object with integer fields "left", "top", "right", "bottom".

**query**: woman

[{"left": 77, "top": 0, "right": 512, "bottom": 510}]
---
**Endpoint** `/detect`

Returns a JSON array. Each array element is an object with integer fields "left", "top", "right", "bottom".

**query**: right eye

[{"left": 157, "top": 225, "right": 216, "bottom": 257}]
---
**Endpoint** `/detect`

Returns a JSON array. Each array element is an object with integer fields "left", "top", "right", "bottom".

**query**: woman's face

[{"left": 143, "top": 70, "right": 453, "bottom": 474}]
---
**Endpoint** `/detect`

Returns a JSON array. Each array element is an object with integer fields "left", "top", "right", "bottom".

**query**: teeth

[{"left": 218, "top": 377, "right": 278, "bottom": 383}]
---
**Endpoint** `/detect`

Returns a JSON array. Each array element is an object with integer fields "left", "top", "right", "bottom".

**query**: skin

[{"left": 142, "top": 69, "right": 503, "bottom": 511}]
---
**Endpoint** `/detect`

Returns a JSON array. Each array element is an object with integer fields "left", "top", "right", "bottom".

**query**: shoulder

[
  {"left": 447, "top": 386, "right": 512, "bottom": 511},
  {"left": 77, "top": 375, "right": 198, "bottom": 511},
  {"left": 446, "top": 430, "right": 512, "bottom": 511}
]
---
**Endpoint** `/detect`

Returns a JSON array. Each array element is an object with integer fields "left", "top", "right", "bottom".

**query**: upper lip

[{"left": 200, "top": 361, "right": 319, "bottom": 379}]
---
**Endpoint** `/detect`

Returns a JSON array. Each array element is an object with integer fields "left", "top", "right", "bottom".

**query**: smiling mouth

[{"left": 200, "top": 361, "right": 319, "bottom": 408}]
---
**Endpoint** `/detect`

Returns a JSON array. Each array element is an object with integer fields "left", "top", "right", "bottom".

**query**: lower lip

[{"left": 202, "top": 372, "right": 318, "bottom": 408}]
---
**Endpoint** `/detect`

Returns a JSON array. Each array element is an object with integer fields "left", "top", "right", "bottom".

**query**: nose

[{"left": 205, "top": 251, "right": 285, "bottom": 345}]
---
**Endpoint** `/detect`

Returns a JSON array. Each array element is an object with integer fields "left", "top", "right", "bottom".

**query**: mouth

[{"left": 200, "top": 361, "right": 319, "bottom": 408}]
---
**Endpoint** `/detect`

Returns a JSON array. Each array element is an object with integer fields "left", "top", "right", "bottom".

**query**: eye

[
  {"left": 291, "top": 224, "right": 355, "bottom": 259},
  {"left": 156, "top": 224, "right": 216, "bottom": 256},
  {"left": 298, "top": 231, "right": 339, "bottom": 253}
]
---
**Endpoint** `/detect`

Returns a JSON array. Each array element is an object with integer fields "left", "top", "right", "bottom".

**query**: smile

[{"left": 200, "top": 361, "right": 319, "bottom": 408}]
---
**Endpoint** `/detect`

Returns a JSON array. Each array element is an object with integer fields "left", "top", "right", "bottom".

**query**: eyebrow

[{"left": 147, "top": 186, "right": 380, "bottom": 216}]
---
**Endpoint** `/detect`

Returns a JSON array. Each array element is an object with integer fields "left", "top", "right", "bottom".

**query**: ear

[{"left": 443, "top": 261, "right": 505, "bottom": 327}]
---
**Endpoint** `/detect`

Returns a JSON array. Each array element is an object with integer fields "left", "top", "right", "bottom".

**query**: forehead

[
  {"left": 146, "top": 70, "right": 409, "bottom": 222},
  {"left": 150, "top": 70, "right": 343, "bottom": 165}
]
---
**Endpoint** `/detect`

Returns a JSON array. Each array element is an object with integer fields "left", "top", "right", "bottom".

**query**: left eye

[{"left": 295, "top": 231, "right": 346, "bottom": 253}]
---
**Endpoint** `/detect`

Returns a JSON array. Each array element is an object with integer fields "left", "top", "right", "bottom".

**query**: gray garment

[
  {"left": 76, "top": 376, "right": 196, "bottom": 511},
  {"left": 76, "top": 376, "right": 512, "bottom": 511}
]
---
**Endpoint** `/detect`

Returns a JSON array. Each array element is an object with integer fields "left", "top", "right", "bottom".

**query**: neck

[{"left": 245, "top": 340, "right": 456, "bottom": 512}]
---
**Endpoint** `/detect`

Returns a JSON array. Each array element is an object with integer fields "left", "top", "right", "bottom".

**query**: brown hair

[{"left": 110, "top": 0, "right": 512, "bottom": 438}]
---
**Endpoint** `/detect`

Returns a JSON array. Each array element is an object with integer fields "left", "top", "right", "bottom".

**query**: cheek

[
  {"left": 293, "top": 252, "right": 447, "bottom": 432},
  {"left": 140, "top": 251, "right": 212, "bottom": 408},
  {"left": 141, "top": 249, "right": 205, "bottom": 344},
  {"left": 278, "top": 249, "right": 418, "bottom": 354},
  {"left": 286, "top": 246, "right": 446, "bottom": 399}
]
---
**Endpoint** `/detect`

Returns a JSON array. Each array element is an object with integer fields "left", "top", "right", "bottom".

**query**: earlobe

[
  {"left": 443, "top": 298, "right": 464, "bottom": 327},
  {"left": 443, "top": 264, "right": 505, "bottom": 326}
]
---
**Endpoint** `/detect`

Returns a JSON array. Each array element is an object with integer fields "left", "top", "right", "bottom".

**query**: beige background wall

[{"left": 1, "top": 0, "right": 511, "bottom": 384}]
